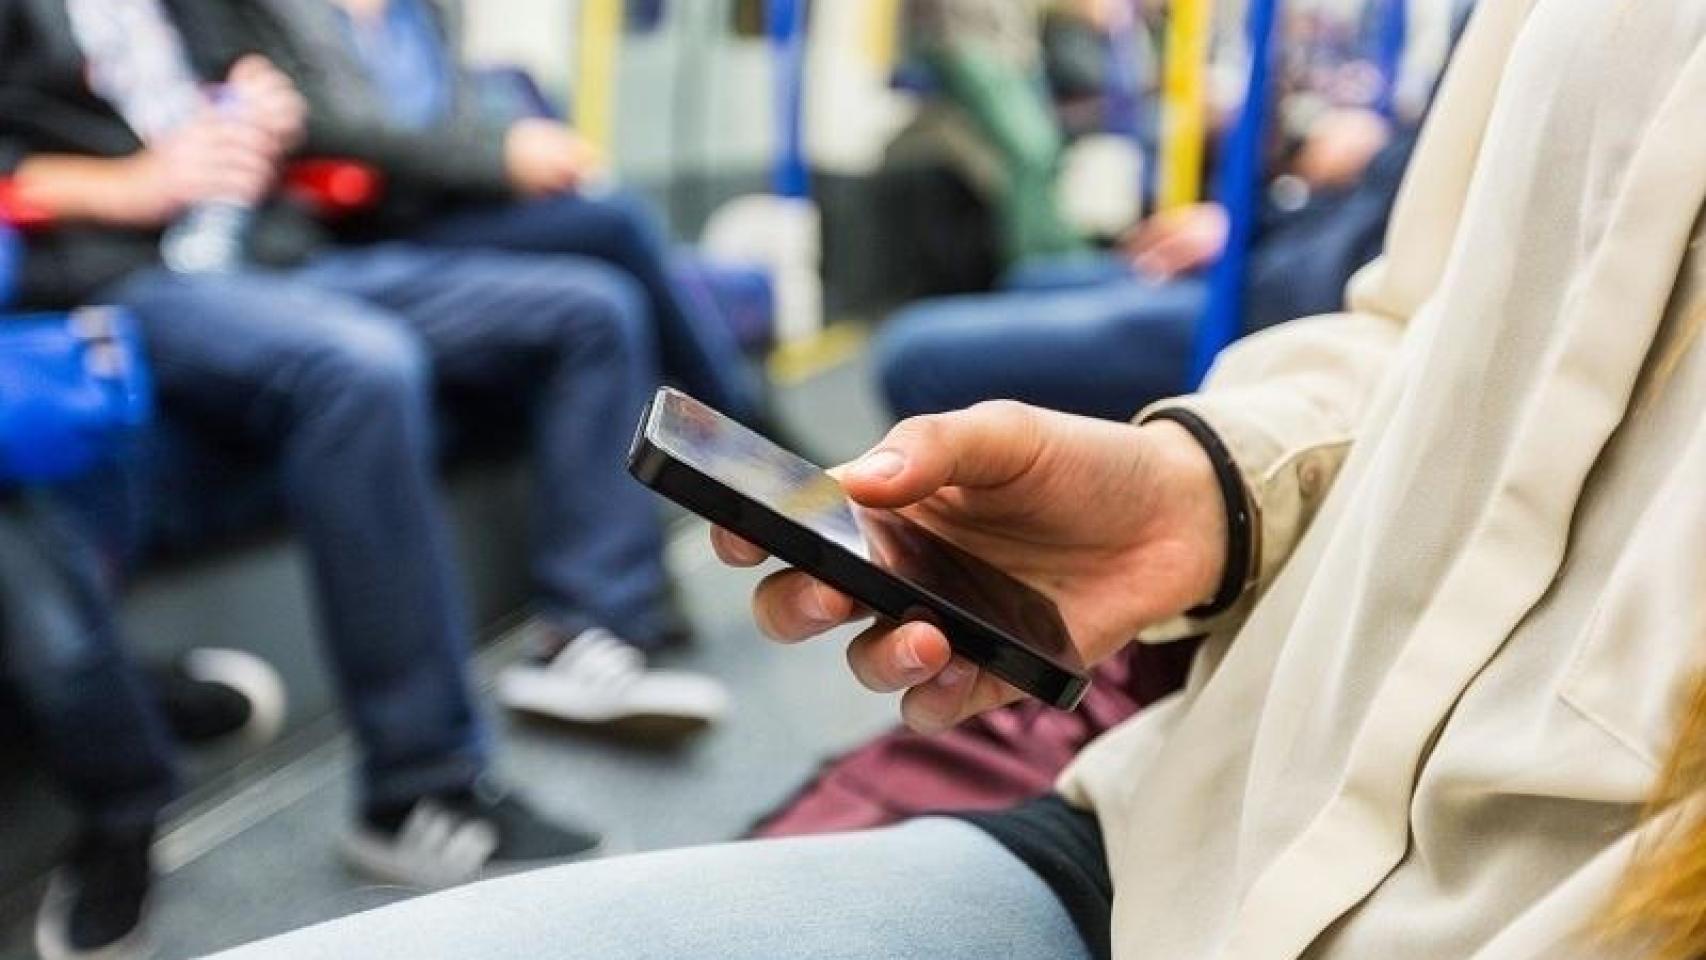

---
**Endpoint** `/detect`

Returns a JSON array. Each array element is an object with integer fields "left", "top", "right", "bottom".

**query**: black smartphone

[{"left": 627, "top": 387, "right": 1089, "bottom": 709}]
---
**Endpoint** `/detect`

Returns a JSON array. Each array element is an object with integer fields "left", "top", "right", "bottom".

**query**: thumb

[{"left": 839, "top": 402, "right": 1046, "bottom": 509}]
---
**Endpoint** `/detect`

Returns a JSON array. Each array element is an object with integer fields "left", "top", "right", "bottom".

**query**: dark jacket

[
  {"left": 217, "top": 0, "right": 514, "bottom": 233},
  {"left": 0, "top": 0, "right": 323, "bottom": 308}
]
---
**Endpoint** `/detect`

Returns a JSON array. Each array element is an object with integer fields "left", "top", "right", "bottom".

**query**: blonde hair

[{"left": 1600, "top": 672, "right": 1706, "bottom": 959}]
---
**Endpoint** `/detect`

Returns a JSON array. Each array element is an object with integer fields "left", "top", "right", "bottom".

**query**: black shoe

[
  {"left": 340, "top": 779, "right": 601, "bottom": 888},
  {"left": 146, "top": 648, "right": 286, "bottom": 747},
  {"left": 35, "top": 826, "right": 154, "bottom": 960}
]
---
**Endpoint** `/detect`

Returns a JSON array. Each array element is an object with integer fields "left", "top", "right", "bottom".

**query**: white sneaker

[{"left": 497, "top": 628, "right": 730, "bottom": 730}]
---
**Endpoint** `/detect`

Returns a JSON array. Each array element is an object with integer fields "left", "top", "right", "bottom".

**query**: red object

[
  {"left": 282, "top": 159, "right": 384, "bottom": 218},
  {"left": 0, "top": 178, "right": 58, "bottom": 232},
  {"left": 749, "top": 639, "right": 1199, "bottom": 838}
]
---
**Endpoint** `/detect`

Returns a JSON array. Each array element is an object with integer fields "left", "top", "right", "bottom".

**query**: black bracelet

[{"left": 1141, "top": 408, "right": 1253, "bottom": 619}]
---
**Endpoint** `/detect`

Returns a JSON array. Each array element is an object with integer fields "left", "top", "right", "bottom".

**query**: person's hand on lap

[
  {"left": 713, "top": 401, "right": 1229, "bottom": 732},
  {"left": 1124, "top": 202, "right": 1230, "bottom": 281},
  {"left": 504, "top": 118, "right": 605, "bottom": 196},
  {"left": 1291, "top": 107, "right": 1390, "bottom": 189}
]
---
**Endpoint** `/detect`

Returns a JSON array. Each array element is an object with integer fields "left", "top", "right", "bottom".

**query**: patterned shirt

[{"left": 64, "top": 0, "right": 205, "bottom": 141}]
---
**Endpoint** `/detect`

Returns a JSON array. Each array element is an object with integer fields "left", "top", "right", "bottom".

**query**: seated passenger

[
  {"left": 205, "top": 0, "right": 766, "bottom": 429},
  {"left": 163, "top": 0, "right": 731, "bottom": 722},
  {"left": 0, "top": 497, "right": 279, "bottom": 960},
  {"left": 215, "top": 2, "right": 1706, "bottom": 957},
  {"left": 875, "top": 0, "right": 1446, "bottom": 423},
  {"left": 876, "top": 105, "right": 1413, "bottom": 422},
  {"left": 902, "top": 0, "right": 1091, "bottom": 267},
  {"left": 0, "top": 0, "right": 700, "bottom": 919}
]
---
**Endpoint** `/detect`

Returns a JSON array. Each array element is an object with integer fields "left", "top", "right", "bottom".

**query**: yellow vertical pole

[
  {"left": 1158, "top": 0, "right": 1214, "bottom": 210},
  {"left": 862, "top": 0, "right": 902, "bottom": 72},
  {"left": 576, "top": 0, "right": 624, "bottom": 154}
]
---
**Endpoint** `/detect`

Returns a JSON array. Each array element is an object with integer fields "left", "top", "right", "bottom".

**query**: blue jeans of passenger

[
  {"left": 0, "top": 497, "right": 178, "bottom": 831},
  {"left": 875, "top": 257, "right": 1208, "bottom": 422},
  {"left": 212, "top": 818, "right": 1092, "bottom": 960},
  {"left": 107, "top": 244, "right": 669, "bottom": 807},
  {"left": 0, "top": 501, "right": 178, "bottom": 828},
  {"left": 408, "top": 188, "right": 764, "bottom": 422}
]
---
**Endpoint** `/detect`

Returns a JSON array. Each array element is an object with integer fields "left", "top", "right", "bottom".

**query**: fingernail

[
  {"left": 801, "top": 581, "right": 835, "bottom": 624},
  {"left": 895, "top": 634, "right": 926, "bottom": 673},
  {"left": 853, "top": 449, "right": 906, "bottom": 482},
  {"left": 936, "top": 659, "right": 973, "bottom": 689}
]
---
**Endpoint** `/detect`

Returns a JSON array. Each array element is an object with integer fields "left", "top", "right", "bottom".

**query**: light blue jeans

[{"left": 213, "top": 819, "right": 1091, "bottom": 960}]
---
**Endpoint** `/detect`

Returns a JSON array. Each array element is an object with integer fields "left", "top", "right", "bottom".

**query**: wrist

[
  {"left": 1140, "top": 410, "right": 1252, "bottom": 617},
  {"left": 104, "top": 153, "right": 179, "bottom": 226}
]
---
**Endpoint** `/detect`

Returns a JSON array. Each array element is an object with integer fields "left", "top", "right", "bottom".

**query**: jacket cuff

[{"left": 1132, "top": 389, "right": 1354, "bottom": 642}]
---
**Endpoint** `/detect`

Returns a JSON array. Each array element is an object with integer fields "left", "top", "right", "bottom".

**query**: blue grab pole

[
  {"left": 1374, "top": 0, "right": 1408, "bottom": 119},
  {"left": 766, "top": 0, "right": 810, "bottom": 200},
  {"left": 1189, "top": 0, "right": 1281, "bottom": 386}
]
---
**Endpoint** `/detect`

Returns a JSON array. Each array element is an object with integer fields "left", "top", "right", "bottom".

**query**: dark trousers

[
  {"left": 0, "top": 497, "right": 178, "bottom": 831},
  {"left": 875, "top": 257, "right": 1208, "bottom": 422},
  {"left": 408, "top": 188, "right": 764, "bottom": 422},
  {"left": 94, "top": 243, "right": 668, "bottom": 810}
]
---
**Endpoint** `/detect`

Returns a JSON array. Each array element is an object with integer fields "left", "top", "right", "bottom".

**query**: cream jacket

[{"left": 1058, "top": 0, "right": 1706, "bottom": 956}]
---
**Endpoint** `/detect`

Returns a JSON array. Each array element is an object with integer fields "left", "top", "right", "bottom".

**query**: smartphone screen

[{"left": 645, "top": 389, "right": 1083, "bottom": 674}]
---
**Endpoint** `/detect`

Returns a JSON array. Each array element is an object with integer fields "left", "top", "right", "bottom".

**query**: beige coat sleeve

[{"left": 1137, "top": 0, "right": 1540, "bottom": 640}]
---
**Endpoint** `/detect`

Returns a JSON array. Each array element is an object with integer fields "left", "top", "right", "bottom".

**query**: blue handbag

[{"left": 0, "top": 307, "right": 154, "bottom": 486}]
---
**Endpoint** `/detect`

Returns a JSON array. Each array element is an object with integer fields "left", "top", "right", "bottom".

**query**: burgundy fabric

[{"left": 750, "top": 639, "right": 1198, "bottom": 838}]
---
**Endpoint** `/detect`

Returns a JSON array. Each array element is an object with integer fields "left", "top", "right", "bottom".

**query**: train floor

[{"left": 0, "top": 341, "right": 900, "bottom": 959}]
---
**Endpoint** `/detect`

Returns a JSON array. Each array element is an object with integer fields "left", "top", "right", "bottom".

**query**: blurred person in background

[
  {"left": 162, "top": 0, "right": 735, "bottom": 732},
  {"left": 0, "top": 495, "right": 284, "bottom": 960},
  {"left": 875, "top": 0, "right": 1445, "bottom": 423},
  {"left": 0, "top": 0, "right": 723, "bottom": 919},
  {"left": 902, "top": 0, "right": 1092, "bottom": 269},
  {"left": 207, "top": 0, "right": 768, "bottom": 432}
]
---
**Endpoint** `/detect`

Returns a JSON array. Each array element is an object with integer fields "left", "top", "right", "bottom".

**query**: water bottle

[
  {"left": 161, "top": 200, "right": 251, "bottom": 273},
  {"left": 161, "top": 88, "right": 252, "bottom": 274}
]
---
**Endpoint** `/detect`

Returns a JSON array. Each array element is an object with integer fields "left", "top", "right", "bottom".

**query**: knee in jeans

[
  {"left": 0, "top": 588, "right": 111, "bottom": 713},
  {"left": 577, "top": 189, "right": 655, "bottom": 248},
  {"left": 873, "top": 313, "right": 950, "bottom": 417},
  {"left": 557, "top": 270, "right": 653, "bottom": 359},
  {"left": 299, "top": 323, "right": 430, "bottom": 408}
]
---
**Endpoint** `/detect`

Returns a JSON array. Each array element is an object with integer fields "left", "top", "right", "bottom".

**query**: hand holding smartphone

[{"left": 628, "top": 388, "right": 1090, "bottom": 709}]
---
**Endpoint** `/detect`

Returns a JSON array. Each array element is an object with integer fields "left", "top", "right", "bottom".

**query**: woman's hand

[
  {"left": 1123, "top": 202, "right": 1230, "bottom": 281},
  {"left": 713, "top": 401, "right": 1227, "bottom": 732}
]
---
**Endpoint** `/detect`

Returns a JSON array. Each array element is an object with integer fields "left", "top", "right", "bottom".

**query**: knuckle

[
  {"left": 970, "top": 398, "right": 1031, "bottom": 425},
  {"left": 891, "top": 412, "right": 944, "bottom": 450}
]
